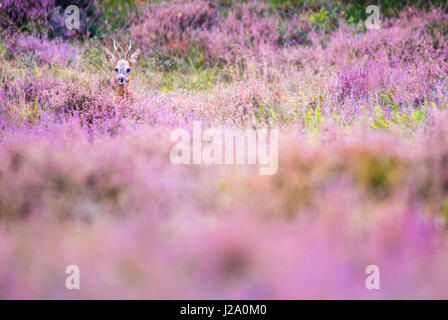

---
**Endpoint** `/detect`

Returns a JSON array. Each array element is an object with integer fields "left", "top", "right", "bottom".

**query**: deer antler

[
  {"left": 111, "top": 39, "right": 134, "bottom": 60},
  {"left": 125, "top": 41, "right": 132, "bottom": 59},
  {"left": 113, "top": 39, "right": 123, "bottom": 59}
]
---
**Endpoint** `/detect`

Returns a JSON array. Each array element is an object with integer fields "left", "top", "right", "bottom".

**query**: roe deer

[{"left": 104, "top": 40, "right": 141, "bottom": 102}]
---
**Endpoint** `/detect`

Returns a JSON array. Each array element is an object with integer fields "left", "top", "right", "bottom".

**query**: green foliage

[
  {"left": 371, "top": 106, "right": 389, "bottom": 129},
  {"left": 266, "top": 0, "right": 448, "bottom": 31},
  {"left": 411, "top": 104, "right": 427, "bottom": 122},
  {"left": 88, "top": 0, "right": 144, "bottom": 38},
  {"left": 304, "top": 94, "right": 323, "bottom": 131},
  {"left": 152, "top": 67, "right": 221, "bottom": 91},
  {"left": 256, "top": 101, "right": 276, "bottom": 125},
  {"left": 371, "top": 88, "right": 429, "bottom": 129},
  {"left": 20, "top": 98, "right": 40, "bottom": 124},
  {"left": 329, "top": 110, "right": 342, "bottom": 125},
  {"left": 140, "top": 43, "right": 227, "bottom": 91},
  {"left": 441, "top": 196, "right": 448, "bottom": 218},
  {"left": 309, "top": 10, "right": 331, "bottom": 30}
]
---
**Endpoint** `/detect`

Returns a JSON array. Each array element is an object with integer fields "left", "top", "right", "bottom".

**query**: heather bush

[
  {"left": 130, "top": 0, "right": 219, "bottom": 69},
  {"left": 2, "top": 124, "right": 448, "bottom": 298},
  {"left": 1, "top": 0, "right": 142, "bottom": 38},
  {"left": 131, "top": 1, "right": 314, "bottom": 67},
  {"left": 2, "top": 0, "right": 55, "bottom": 26},
  {"left": 6, "top": 35, "right": 82, "bottom": 66}
]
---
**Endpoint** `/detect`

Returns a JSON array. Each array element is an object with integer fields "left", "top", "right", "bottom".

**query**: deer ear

[
  {"left": 129, "top": 49, "right": 141, "bottom": 65},
  {"left": 104, "top": 47, "right": 117, "bottom": 66}
]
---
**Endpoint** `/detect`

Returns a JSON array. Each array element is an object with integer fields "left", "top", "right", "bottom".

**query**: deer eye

[
  {"left": 114, "top": 68, "right": 119, "bottom": 72},
  {"left": 126, "top": 68, "right": 131, "bottom": 73}
]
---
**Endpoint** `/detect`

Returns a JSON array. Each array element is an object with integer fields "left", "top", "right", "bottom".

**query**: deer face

[
  {"left": 115, "top": 60, "right": 131, "bottom": 85},
  {"left": 104, "top": 40, "right": 141, "bottom": 86}
]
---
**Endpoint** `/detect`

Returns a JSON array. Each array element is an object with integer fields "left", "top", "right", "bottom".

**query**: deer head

[{"left": 104, "top": 40, "right": 141, "bottom": 98}]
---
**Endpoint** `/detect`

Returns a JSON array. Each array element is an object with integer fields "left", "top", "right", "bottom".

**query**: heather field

[{"left": 2, "top": 0, "right": 448, "bottom": 299}]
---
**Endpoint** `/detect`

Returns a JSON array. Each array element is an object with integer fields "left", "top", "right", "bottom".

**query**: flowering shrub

[
  {"left": 131, "top": 1, "right": 313, "bottom": 66},
  {"left": 1, "top": 0, "right": 141, "bottom": 38},
  {"left": 2, "top": 0, "right": 55, "bottom": 25},
  {"left": 7, "top": 35, "right": 82, "bottom": 66}
]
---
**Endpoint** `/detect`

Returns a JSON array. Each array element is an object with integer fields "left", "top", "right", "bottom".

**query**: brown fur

[{"left": 116, "top": 84, "right": 134, "bottom": 102}]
